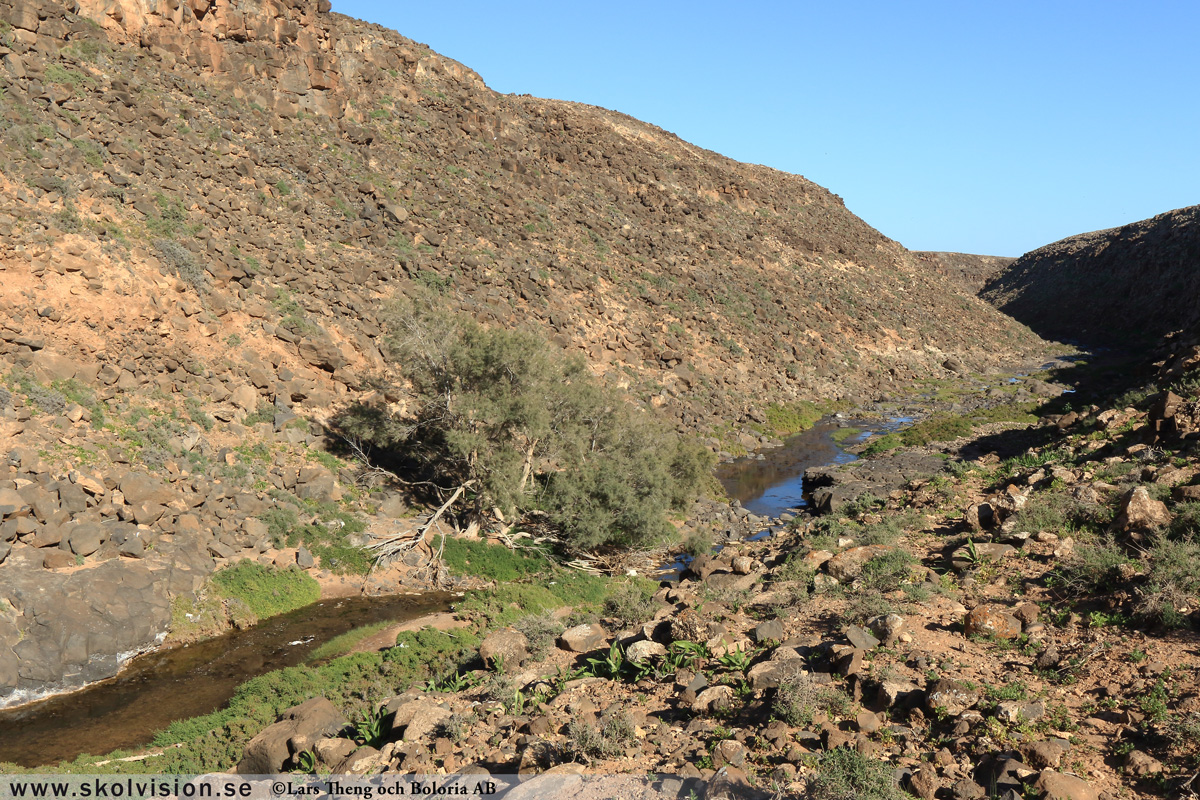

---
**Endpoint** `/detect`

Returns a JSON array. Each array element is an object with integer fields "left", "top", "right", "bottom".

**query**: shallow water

[
  {"left": 657, "top": 416, "right": 905, "bottom": 578},
  {"left": 0, "top": 592, "right": 453, "bottom": 768},
  {"left": 715, "top": 417, "right": 904, "bottom": 518}
]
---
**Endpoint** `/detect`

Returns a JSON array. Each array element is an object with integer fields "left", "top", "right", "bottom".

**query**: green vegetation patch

[
  {"left": 862, "top": 403, "right": 1040, "bottom": 457},
  {"left": 259, "top": 502, "right": 370, "bottom": 575},
  {"left": 306, "top": 621, "right": 392, "bottom": 663},
  {"left": 337, "top": 298, "right": 711, "bottom": 552},
  {"left": 763, "top": 400, "right": 825, "bottom": 436},
  {"left": 209, "top": 561, "right": 320, "bottom": 620}
]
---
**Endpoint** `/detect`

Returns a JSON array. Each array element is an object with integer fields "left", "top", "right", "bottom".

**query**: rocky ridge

[
  {"left": 981, "top": 205, "right": 1200, "bottom": 347},
  {"left": 913, "top": 251, "right": 1015, "bottom": 296}
]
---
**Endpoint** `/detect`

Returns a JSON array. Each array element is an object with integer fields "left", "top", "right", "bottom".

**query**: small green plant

[
  {"left": 716, "top": 649, "right": 753, "bottom": 673},
  {"left": 293, "top": 749, "right": 316, "bottom": 773},
  {"left": 585, "top": 641, "right": 627, "bottom": 680},
  {"left": 352, "top": 704, "right": 386, "bottom": 747}
]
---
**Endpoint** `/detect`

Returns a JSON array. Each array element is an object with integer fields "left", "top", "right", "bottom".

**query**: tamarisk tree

[{"left": 338, "top": 298, "right": 710, "bottom": 552}]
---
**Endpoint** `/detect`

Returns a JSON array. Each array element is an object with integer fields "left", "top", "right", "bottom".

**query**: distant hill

[
  {"left": 981, "top": 206, "right": 1200, "bottom": 346},
  {"left": 913, "top": 251, "right": 1015, "bottom": 295}
]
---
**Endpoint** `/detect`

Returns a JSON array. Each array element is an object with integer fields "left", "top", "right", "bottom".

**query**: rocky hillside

[
  {"left": 0, "top": 0, "right": 1045, "bottom": 432},
  {"left": 982, "top": 205, "right": 1200, "bottom": 347},
  {"left": 913, "top": 251, "right": 1015, "bottom": 295}
]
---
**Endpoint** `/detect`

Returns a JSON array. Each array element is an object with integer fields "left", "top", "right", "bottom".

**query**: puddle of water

[{"left": 0, "top": 592, "right": 454, "bottom": 768}]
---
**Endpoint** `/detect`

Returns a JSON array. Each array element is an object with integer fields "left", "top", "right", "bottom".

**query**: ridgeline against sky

[{"left": 335, "top": 0, "right": 1200, "bottom": 257}]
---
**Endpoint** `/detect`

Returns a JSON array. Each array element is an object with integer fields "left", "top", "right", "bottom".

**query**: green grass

[
  {"left": 210, "top": 561, "right": 320, "bottom": 620},
  {"left": 763, "top": 400, "right": 825, "bottom": 435},
  {"left": 830, "top": 426, "right": 863, "bottom": 444},
  {"left": 440, "top": 537, "right": 553, "bottom": 582},
  {"left": 306, "top": 621, "right": 392, "bottom": 663},
  {"left": 862, "top": 403, "right": 1040, "bottom": 457},
  {"left": 259, "top": 503, "right": 371, "bottom": 575}
]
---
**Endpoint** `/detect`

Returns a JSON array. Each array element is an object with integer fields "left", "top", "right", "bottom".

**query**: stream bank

[{"left": 0, "top": 592, "right": 454, "bottom": 768}]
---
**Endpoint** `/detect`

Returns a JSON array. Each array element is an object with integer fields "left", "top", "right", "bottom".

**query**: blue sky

[{"left": 332, "top": 1, "right": 1199, "bottom": 257}]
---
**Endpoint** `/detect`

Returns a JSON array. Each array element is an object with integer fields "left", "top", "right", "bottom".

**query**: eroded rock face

[{"left": 0, "top": 556, "right": 178, "bottom": 704}]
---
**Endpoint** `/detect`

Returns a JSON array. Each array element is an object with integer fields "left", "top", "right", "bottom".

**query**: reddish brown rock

[{"left": 964, "top": 605, "right": 1022, "bottom": 639}]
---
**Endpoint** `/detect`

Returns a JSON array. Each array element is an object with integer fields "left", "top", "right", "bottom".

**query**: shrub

[
  {"left": 345, "top": 299, "right": 710, "bottom": 552},
  {"left": 1138, "top": 536, "right": 1200, "bottom": 628},
  {"left": 602, "top": 580, "right": 659, "bottom": 629},
  {"left": 1053, "top": 536, "right": 1132, "bottom": 596},
  {"left": 566, "top": 712, "right": 637, "bottom": 762},
  {"left": 1170, "top": 502, "right": 1200, "bottom": 539},
  {"left": 774, "top": 668, "right": 851, "bottom": 726},
  {"left": 809, "top": 747, "right": 907, "bottom": 800},
  {"left": 839, "top": 589, "right": 895, "bottom": 626},
  {"left": 512, "top": 611, "right": 564, "bottom": 660},
  {"left": 681, "top": 529, "right": 714, "bottom": 557},
  {"left": 1018, "top": 490, "right": 1108, "bottom": 536},
  {"left": 243, "top": 402, "right": 276, "bottom": 426},
  {"left": 859, "top": 548, "right": 916, "bottom": 593},
  {"left": 154, "top": 239, "right": 207, "bottom": 292}
]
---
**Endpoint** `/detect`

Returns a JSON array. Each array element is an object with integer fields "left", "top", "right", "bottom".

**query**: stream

[
  {"left": 0, "top": 415, "right": 898, "bottom": 768},
  {"left": 715, "top": 415, "right": 907, "bottom": 518},
  {"left": 0, "top": 592, "right": 454, "bottom": 768}
]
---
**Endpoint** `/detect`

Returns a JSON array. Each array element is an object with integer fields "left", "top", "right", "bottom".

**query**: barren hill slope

[
  {"left": 982, "top": 205, "right": 1200, "bottom": 347},
  {"left": 913, "top": 251, "right": 1015, "bottom": 295},
  {"left": 0, "top": 0, "right": 1045, "bottom": 432}
]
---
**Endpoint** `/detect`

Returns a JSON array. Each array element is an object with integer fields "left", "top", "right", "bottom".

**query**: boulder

[
  {"left": 752, "top": 619, "right": 785, "bottom": 643},
  {"left": 964, "top": 605, "right": 1022, "bottom": 639},
  {"left": 67, "top": 523, "right": 105, "bottom": 556},
  {"left": 1123, "top": 749, "right": 1163, "bottom": 777},
  {"left": 1114, "top": 486, "right": 1172, "bottom": 533},
  {"left": 0, "top": 488, "right": 29, "bottom": 518},
  {"left": 746, "top": 660, "right": 793, "bottom": 691},
  {"left": 1022, "top": 739, "right": 1069, "bottom": 769},
  {"left": 387, "top": 696, "right": 453, "bottom": 742},
  {"left": 926, "top": 678, "right": 980, "bottom": 716},
  {"left": 625, "top": 640, "right": 666, "bottom": 662},
  {"left": 1032, "top": 770, "right": 1098, "bottom": 800},
  {"left": 119, "top": 474, "right": 175, "bottom": 506},
  {"left": 558, "top": 623, "right": 606, "bottom": 653},
  {"left": 825, "top": 545, "right": 895, "bottom": 582},
  {"left": 479, "top": 629, "right": 527, "bottom": 670},
  {"left": 691, "top": 684, "right": 735, "bottom": 714},
  {"left": 298, "top": 336, "right": 348, "bottom": 372},
  {"left": 236, "top": 697, "right": 347, "bottom": 774},
  {"left": 29, "top": 351, "right": 79, "bottom": 383}
]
